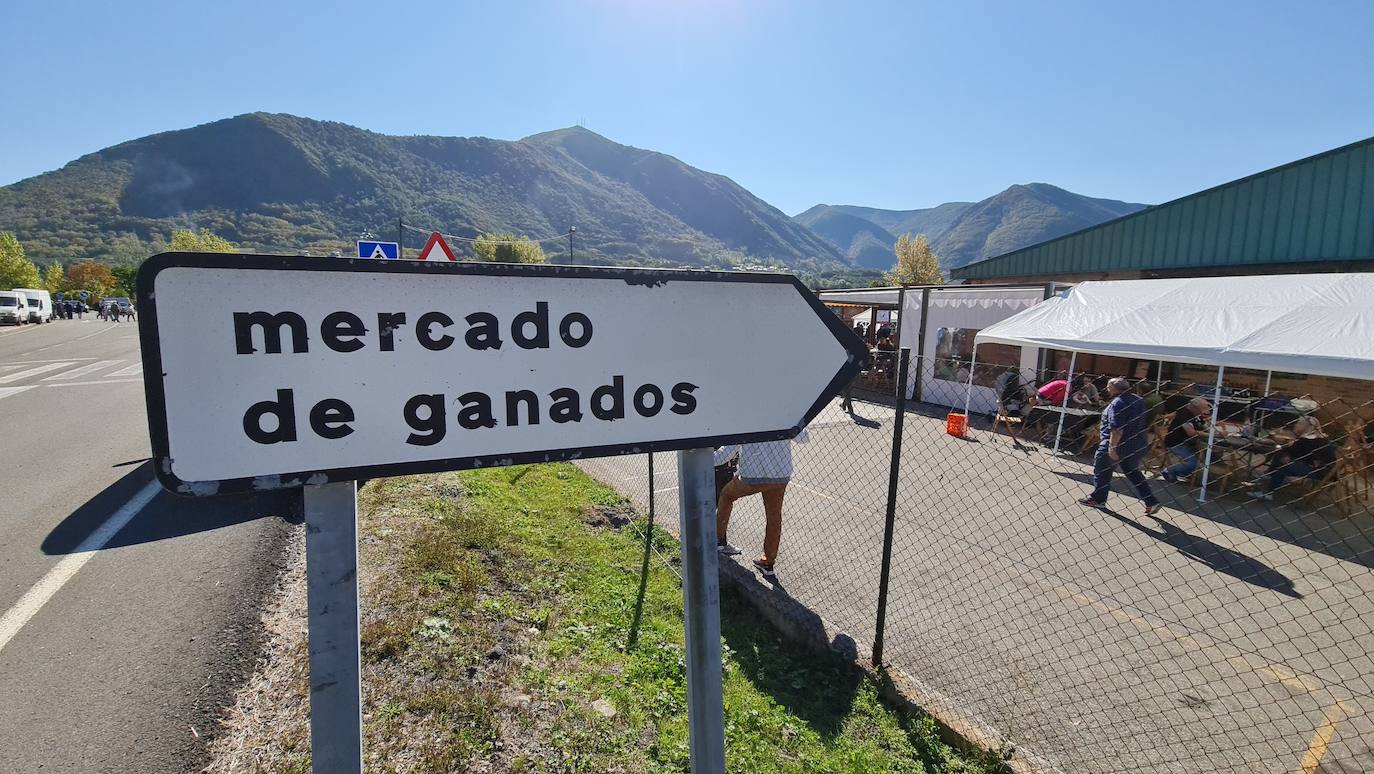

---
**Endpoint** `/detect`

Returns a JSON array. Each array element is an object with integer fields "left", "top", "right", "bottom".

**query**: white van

[
  {"left": 13, "top": 288, "right": 52, "bottom": 324},
  {"left": 0, "top": 291, "right": 28, "bottom": 325}
]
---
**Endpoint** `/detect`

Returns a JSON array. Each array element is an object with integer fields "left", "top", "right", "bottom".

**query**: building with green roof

[{"left": 952, "top": 136, "right": 1374, "bottom": 283}]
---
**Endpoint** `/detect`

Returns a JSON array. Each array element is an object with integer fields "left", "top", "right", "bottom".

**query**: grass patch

[{"left": 252, "top": 464, "right": 1001, "bottom": 772}]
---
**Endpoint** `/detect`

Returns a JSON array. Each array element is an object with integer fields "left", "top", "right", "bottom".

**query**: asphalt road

[
  {"left": 0, "top": 318, "right": 298, "bottom": 773},
  {"left": 579, "top": 399, "right": 1374, "bottom": 774}
]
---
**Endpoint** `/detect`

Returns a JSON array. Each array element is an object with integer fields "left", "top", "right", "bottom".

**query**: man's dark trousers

[{"left": 1091, "top": 442, "right": 1159, "bottom": 506}]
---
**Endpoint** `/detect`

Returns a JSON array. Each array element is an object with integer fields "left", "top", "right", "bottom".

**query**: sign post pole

[
  {"left": 304, "top": 481, "right": 364, "bottom": 774},
  {"left": 676, "top": 448, "right": 726, "bottom": 773}
]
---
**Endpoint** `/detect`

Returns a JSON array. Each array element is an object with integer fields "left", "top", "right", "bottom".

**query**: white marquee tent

[
  {"left": 975, "top": 274, "right": 1374, "bottom": 381},
  {"left": 969, "top": 273, "right": 1374, "bottom": 500}
]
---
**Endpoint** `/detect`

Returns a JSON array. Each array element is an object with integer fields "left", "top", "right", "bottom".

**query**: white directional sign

[{"left": 136, "top": 253, "right": 866, "bottom": 496}]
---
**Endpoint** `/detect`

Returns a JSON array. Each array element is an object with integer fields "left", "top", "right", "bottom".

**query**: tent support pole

[
  {"left": 895, "top": 287, "right": 908, "bottom": 400},
  {"left": 1157, "top": 361, "right": 1164, "bottom": 392},
  {"left": 1198, "top": 366, "right": 1226, "bottom": 503},
  {"left": 962, "top": 344, "right": 979, "bottom": 420},
  {"left": 1263, "top": 370, "right": 1272, "bottom": 397},
  {"left": 1052, "top": 352, "right": 1078, "bottom": 455},
  {"left": 914, "top": 287, "right": 930, "bottom": 404}
]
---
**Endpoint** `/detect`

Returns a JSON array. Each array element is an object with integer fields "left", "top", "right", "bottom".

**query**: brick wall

[{"left": 1177, "top": 364, "right": 1374, "bottom": 430}]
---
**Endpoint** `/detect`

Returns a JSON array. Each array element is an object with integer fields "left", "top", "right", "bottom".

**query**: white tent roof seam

[{"left": 974, "top": 274, "right": 1374, "bottom": 381}]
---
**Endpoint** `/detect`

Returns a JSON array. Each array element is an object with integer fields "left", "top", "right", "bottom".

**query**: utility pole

[
  {"left": 397, "top": 217, "right": 404, "bottom": 260},
  {"left": 568, "top": 226, "right": 576, "bottom": 264}
]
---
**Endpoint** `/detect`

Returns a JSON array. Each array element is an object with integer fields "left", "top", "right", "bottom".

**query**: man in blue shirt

[{"left": 1080, "top": 377, "right": 1161, "bottom": 513}]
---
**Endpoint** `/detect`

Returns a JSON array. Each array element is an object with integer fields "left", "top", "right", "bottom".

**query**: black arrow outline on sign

[{"left": 136, "top": 252, "right": 870, "bottom": 497}]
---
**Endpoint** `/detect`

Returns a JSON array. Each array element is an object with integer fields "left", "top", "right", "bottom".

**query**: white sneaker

[{"left": 717, "top": 543, "right": 742, "bottom": 556}]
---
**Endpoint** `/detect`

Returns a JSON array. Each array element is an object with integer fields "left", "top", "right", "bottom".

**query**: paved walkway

[{"left": 578, "top": 398, "right": 1374, "bottom": 773}]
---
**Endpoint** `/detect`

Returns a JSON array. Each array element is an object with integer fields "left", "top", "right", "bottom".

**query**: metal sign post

[
  {"left": 304, "top": 480, "right": 363, "bottom": 773},
  {"left": 677, "top": 448, "right": 726, "bottom": 772}
]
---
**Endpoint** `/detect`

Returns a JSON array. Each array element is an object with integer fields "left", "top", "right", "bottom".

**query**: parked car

[
  {"left": 0, "top": 291, "right": 28, "bottom": 325},
  {"left": 13, "top": 288, "right": 53, "bottom": 324}
]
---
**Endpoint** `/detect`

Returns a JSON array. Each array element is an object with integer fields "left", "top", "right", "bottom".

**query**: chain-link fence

[{"left": 580, "top": 349, "right": 1374, "bottom": 772}]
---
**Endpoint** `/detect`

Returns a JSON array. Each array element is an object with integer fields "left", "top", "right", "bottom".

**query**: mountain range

[
  {"left": 0, "top": 113, "right": 844, "bottom": 271},
  {"left": 0, "top": 112, "right": 1145, "bottom": 280},
  {"left": 794, "top": 184, "right": 1146, "bottom": 270}
]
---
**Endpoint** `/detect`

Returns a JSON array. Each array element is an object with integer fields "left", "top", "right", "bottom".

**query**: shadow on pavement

[
  {"left": 1103, "top": 510, "right": 1301, "bottom": 598},
  {"left": 42, "top": 462, "right": 302, "bottom": 555},
  {"left": 848, "top": 414, "right": 882, "bottom": 430},
  {"left": 1055, "top": 468, "right": 1374, "bottom": 571},
  {"left": 719, "top": 582, "right": 861, "bottom": 739}
]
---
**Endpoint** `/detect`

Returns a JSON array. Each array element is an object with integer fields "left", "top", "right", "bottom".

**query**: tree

[
  {"left": 43, "top": 263, "right": 65, "bottom": 294},
  {"left": 169, "top": 229, "right": 236, "bottom": 253},
  {"left": 473, "top": 233, "right": 546, "bottom": 264},
  {"left": 106, "top": 234, "right": 160, "bottom": 265},
  {"left": 65, "top": 260, "right": 119, "bottom": 298},
  {"left": 884, "top": 233, "right": 944, "bottom": 285},
  {"left": 0, "top": 233, "right": 42, "bottom": 289},
  {"left": 111, "top": 264, "right": 139, "bottom": 298}
]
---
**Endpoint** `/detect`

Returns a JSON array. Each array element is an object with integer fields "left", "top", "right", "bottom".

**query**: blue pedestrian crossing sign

[{"left": 357, "top": 240, "right": 400, "bottom": 260}]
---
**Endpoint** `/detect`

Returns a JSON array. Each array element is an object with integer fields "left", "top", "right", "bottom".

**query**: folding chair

[
  {"left": 1072, "top": 414, "right": 1105, "bottom": 456},
  {"left": 1144, "top": 411, "right": 1177, "bottom": 472},
  {"left": 1340, "top": 422, "right": 1373, "bottom": 506},
  {"left": 991, "top": 408, "right": 1024, "bottom": 441},
  {"left": 1189, "top": 448, "right": 1242, "bottom": 497},
  {"left": 1294, "top": 461, "right": 1350, "bottom": 516}
]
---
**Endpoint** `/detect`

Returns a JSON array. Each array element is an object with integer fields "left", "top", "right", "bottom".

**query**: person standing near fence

[
  {"left": 1080, "top": 377, "right": 1162, "bottom": 514},
  {"left": 714, "top": 431, "right": 809, "bottom": 578}
]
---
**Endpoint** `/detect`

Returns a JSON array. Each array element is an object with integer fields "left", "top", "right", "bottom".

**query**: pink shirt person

[{"left": 1037, "top": 379, "right": 1069, "bottom": 405}]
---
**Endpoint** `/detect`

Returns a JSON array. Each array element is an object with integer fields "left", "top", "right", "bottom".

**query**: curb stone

[{"left": 716, "top": 557, "right": 1055, "bottom": 774}]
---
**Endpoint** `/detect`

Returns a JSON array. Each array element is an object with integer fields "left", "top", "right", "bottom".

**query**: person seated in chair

[
  {"left": 1252, "top": 418, "right": 1337, "bottom": 501},
  {"left": 1063, "top": 375, "right": 1104, "bottom": 443},
  {"left": 1037, "top": 377, "right": 1069, "bottom": 406},
  {"left": 993, "top": 367, "right": 1033, "bottom": 439},
  {"left": 874, "top": 332, "right": 896, "bottom": 371},
  {"left": 1161, "top": 397, "right": 1211, "bottom": 483},
  {"left": 994, "top": 367, "right": 1030, "bottom": 411},
  {"left": 1069, "top": 374, "right": 1101, "bottom": 408}
]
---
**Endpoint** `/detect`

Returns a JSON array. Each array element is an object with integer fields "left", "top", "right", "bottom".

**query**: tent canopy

[
  {"left": 974, "top": 274, "right": 1374, "bottom": 381},
  {"left": 818, "top": 288, "right": 902, "bottom": 307}
]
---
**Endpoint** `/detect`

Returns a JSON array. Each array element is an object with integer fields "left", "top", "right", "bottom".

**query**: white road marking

[
  {"left": 1, "top": 358, "right": 97, "bottom": 365},
  {"left": 42, "top": 359, "right": 122, "bottom": 381},
  {"left": 0, "top": 480, "right": 161, "bottom": 654},
  {"left": 106, "top": 363, "right": 143, "bottom": 378},
  {"left": 16, "top": 324, "right": 118, "bottom": 357},
  {"left": 0, "top": 385, "right": 38, "bottom": 401},
  {"left": 0, "top": 362, "right": 75, "bottom": 384},
  {"left": 45, "top": 378, "right": 142, "bottom": 388}
]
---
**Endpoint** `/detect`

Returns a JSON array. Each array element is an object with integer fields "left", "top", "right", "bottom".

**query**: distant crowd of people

[
  {"left": 46, "top": 299, "right": 135, "bottom": 321},
  {"left": 97, "top": 301, "right": 135, "bottom": 322}
]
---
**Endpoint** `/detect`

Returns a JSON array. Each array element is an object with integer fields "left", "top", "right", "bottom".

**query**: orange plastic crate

[{"left": 946, "top": 412, "right": 967, "bottom": 437}]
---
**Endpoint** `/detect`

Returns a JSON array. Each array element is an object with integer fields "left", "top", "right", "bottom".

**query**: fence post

[
  {"left": 628, "top": 452, "right": 656, "bottom": 649},
  {"left": 873, "top": 347, "right": 911, "bottom": 668}
]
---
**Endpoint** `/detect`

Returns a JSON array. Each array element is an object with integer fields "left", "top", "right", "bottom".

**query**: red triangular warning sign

[{"left": 417, "top": 231, "right": 458, "bottom": 261}]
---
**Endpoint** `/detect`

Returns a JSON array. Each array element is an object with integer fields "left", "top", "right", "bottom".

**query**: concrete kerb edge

[{"left": 717, "top": 559, "right": 1051, "bottom": 774}]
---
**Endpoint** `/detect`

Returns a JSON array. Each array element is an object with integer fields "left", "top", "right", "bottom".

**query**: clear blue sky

[{"left": 5, "top": 0, "right": 1373, "bottom": 215}]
